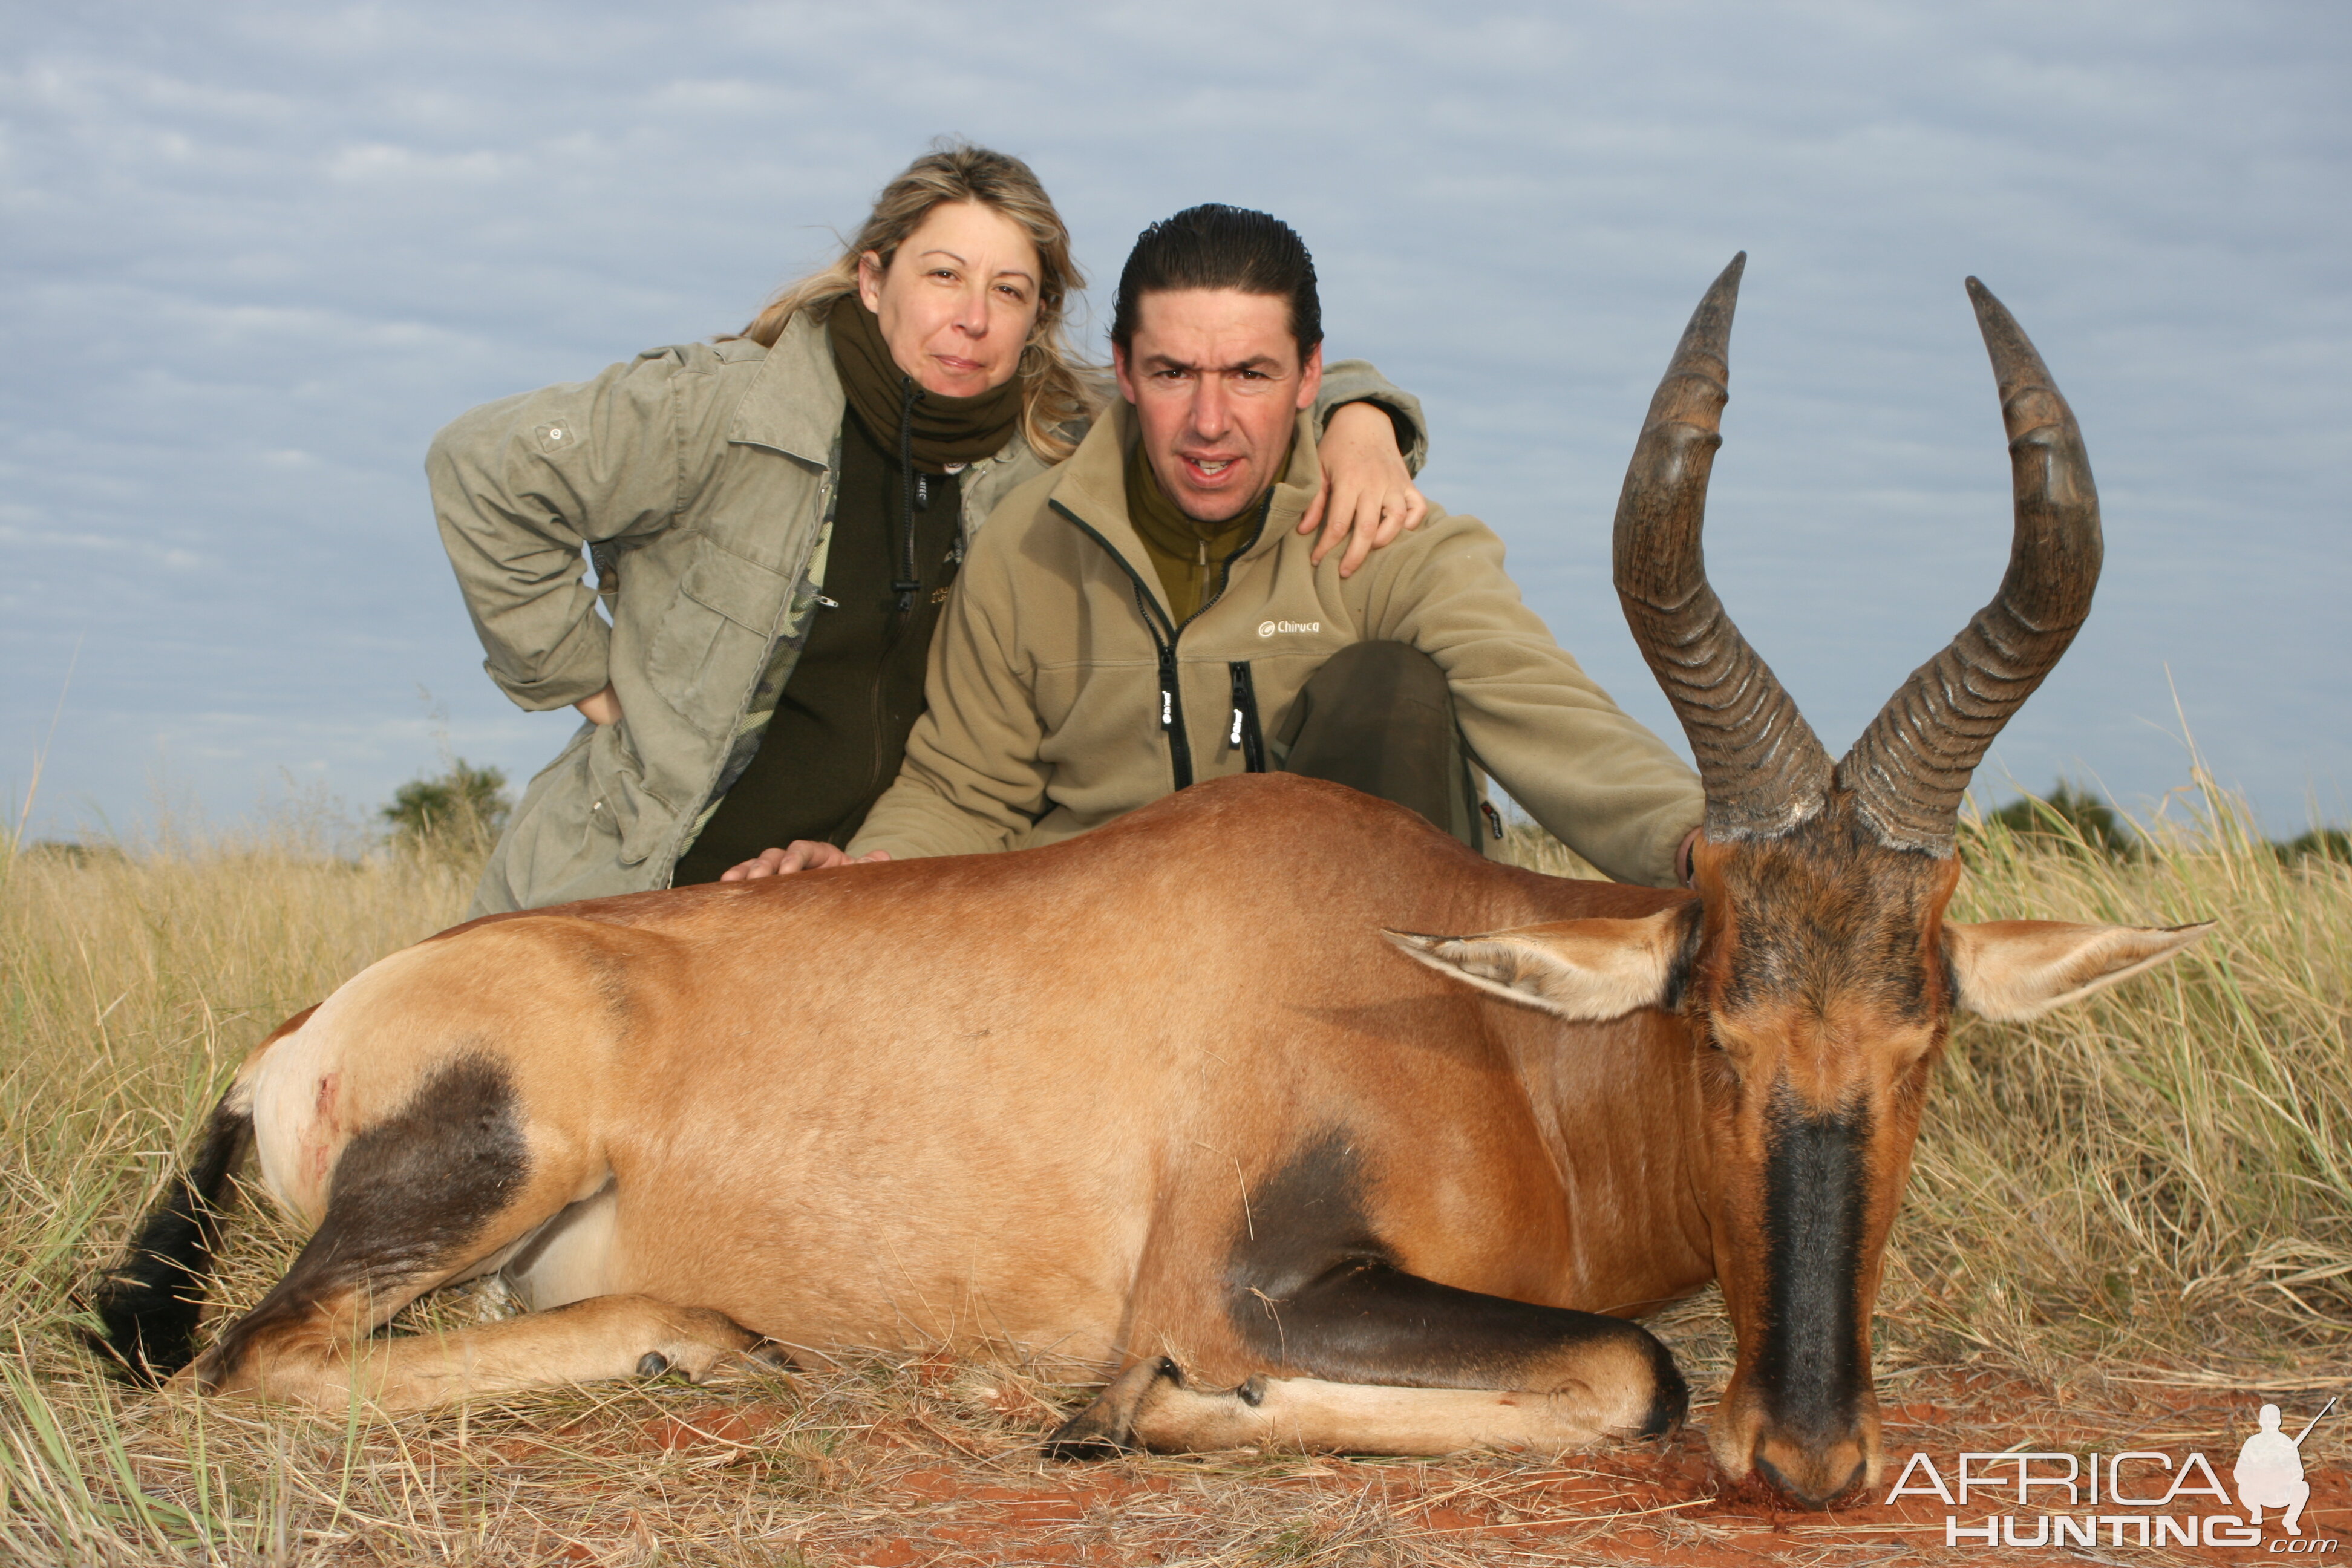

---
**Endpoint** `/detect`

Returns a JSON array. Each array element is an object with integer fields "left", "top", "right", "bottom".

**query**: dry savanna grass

[{"left": 2, "top": 775, "right": 2348, "bottom": 1564}]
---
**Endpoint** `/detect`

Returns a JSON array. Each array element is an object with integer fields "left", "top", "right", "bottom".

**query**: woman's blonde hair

[{"left": 728, "top": 142, "right": 1096, "bottom": 463}]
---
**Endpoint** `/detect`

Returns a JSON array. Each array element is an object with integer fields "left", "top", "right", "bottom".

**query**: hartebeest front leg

[
  {"left": 1049, "top": 1354, "right": 1674, "bottom": 1466},
  {"left": 1050, "top": 1259, "right": 1684, "bottom": 1457},
  {"left": 1052, "top": 1354, "right": 1667, "bottom": 1457}
]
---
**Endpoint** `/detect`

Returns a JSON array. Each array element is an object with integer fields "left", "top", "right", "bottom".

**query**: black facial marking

[
  {"left": 1751, "top": 1086, "right": 1870, "bottom": 1441},
  {"left": 1225, "top": 1132, "right": 1687, "bottom": 1429},
  {"left": 1659, "top": 900, "right": 1704, "bottom": 1012},
  {"left": 200, "top": 1053, "right": 530, "bottom": 1385}
]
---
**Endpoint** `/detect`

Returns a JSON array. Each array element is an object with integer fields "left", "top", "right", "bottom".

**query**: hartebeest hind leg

[
  {"left": 99, "top": 1054, "right": 776, "bottom": 1413},
  {"left": 195, "top": 1056, "right": 776, "bottom": 1410}
]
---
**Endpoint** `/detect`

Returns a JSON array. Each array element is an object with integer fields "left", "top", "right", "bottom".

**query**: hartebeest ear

[
  {"left": 1945, "top": 918, "right": 2213, "bottom": 1022},
  {"left": 1384, "top": 908, "right": 1688, "bottom": 1021}
]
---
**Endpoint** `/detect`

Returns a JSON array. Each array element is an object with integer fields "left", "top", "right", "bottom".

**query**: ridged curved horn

[
  {"left": 1838, "top": 279, "right": 2103, "bottom": 856},
  {"left": 1615, "top": 253, "right": 1834, "bottom": 840}
]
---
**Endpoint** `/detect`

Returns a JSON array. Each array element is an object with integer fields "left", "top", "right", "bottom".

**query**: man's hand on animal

[
  {"left": 719, "top": 841, "right": 891, "bottom": 880},
  {"left": 1302, "top": 399, "right": 1428, "bottom": 577}
]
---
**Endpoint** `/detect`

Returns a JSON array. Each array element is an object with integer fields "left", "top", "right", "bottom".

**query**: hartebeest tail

[
  {"left": 86, "top": 1002, "right": 315, "bottom": 1382},
  {"left": 86, "top": 1094, "right": 253, "bottom": 1383}
]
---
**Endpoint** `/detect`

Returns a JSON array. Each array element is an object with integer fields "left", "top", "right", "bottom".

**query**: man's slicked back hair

[{"left": 1112, "top": 204, "right": 1322, "bottom": 358}]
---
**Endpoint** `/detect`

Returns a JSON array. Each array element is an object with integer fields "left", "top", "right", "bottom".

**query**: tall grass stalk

[
  {"left": 0, "top": 777, "right": 2344, "bottom": 1560},
  {"left": 1884, "top": 771, "right": 2352, "bottom": 1377}
]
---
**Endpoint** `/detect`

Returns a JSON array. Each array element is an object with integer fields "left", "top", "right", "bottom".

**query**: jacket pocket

[
  {"left": 642, "top": 534, "right": 794, "bottom": 734},
  {"left": 584, "top": 720, "right": 675, "bottom": 867},
  {"left": 481, "top": 722, "right": 638, "bottom": 910}
]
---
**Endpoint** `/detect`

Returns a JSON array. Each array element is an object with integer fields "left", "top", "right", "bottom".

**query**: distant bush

[
  {"left": 2276, "top": 827, "right": 2352, "bottom": 866},
  {"left": 381, "top": 759, "right": 511, "bottom": 857},
  {"left": 1978, "top": 779, "right": 2132, "bottom": 858}
]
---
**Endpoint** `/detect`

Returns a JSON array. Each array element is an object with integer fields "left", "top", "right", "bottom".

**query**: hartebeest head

[{"left": 1399, "top": 256, "right": 2207, "bottom": 1506}]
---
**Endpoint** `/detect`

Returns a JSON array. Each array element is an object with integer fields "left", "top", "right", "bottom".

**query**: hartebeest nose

[{"left": 1752, "top": 1427, "right": 1873, "bottom": 1509}]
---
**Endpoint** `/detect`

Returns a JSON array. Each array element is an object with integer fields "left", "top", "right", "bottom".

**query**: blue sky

[{"left": 4, "top": 1, "right": 2347, "bottom": 843}]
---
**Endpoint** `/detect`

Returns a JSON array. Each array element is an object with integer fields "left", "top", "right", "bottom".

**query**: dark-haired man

[{"left": 729, "top": 205, "right": 1701, "bottom": 887}]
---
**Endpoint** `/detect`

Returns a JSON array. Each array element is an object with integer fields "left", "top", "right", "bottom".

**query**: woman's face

[{"left": 858, "top": 201, "right": 1044, "bottom": 399}]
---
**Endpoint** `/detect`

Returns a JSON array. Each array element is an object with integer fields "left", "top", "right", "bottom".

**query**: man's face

[{"left": 1112, "top": 289, "right": 1324, "bottom": 524}]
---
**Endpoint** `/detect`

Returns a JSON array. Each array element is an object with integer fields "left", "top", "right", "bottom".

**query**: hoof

[
  {"left": 1040, "top": 1356, "right": 1183, "bottom": 1460},
  {"left": 637, "top": 1352, "right": 672, "bottom": 1379},
  {"left": 1040, "top": 1429, "right": 1129, "bottom": 1463}
]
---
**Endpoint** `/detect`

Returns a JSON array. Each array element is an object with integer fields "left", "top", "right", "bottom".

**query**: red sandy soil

[{"left": 574, "top": 1368, "right": 2352, "bottom": 1566}]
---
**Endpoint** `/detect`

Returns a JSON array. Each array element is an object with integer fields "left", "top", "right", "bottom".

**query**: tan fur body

[{"left": 208, "top": 777, "right": 1705, "bottom": 1432}]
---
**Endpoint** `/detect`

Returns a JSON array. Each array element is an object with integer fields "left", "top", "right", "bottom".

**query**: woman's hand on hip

[
  {"left": 720, "top": 842, "right": 893, "bottom": 881},
  {"left": 1303, "top": 400, "right": 1428, "bottom": 579},
  {"left": 575, "top": 684, "right": 622, "bottom": 725}
]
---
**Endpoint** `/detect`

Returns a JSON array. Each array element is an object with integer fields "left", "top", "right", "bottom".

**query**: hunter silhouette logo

[{"left": 2238, "top": 1399, "right": 2334, "bottom": 1537}]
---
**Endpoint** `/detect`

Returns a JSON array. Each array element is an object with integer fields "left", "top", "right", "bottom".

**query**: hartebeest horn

[
  {"left": 1615, "top": 253, "right": 1835, "bottom": 840},
  {"left": 1837, "top": 280, "right": 2103, "bottom": 856}
]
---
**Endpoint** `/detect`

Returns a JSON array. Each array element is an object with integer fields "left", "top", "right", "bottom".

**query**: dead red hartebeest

[{"left": 91, "top": 256, "right": 2204, "bottom": 1507}]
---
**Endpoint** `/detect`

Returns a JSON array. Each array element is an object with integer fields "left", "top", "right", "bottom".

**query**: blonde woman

[{"left": 431, "top": 143, "right": 1428, "bottom": 914}]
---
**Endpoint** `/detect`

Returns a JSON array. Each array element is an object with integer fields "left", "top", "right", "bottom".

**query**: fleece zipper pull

[
  {"left": 1155, "top": 640, "right": 1194, "bottom": 789},
  {"left": 1158, "top": 645, "right": 1179, "bottom": 731}
]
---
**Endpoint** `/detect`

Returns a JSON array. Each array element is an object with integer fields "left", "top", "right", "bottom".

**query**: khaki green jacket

[
  {"left": 429, "top": 312, "right": 1426, "bottom": 912},
  {"left": 852, "top": 402, "right": 1704, "bottom": 887}
]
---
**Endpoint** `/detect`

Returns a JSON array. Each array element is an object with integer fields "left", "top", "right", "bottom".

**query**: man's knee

[
  {"left": 1298, "top": 640, "right": 1449, "bottom": 713},
  {"left": 1278, "top": 641, "right": 1480, "bottom": 851}
]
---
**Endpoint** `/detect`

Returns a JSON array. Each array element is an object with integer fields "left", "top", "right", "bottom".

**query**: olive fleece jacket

[{"left": 851, "top": 402, "right": 1705, "bottom": 887}]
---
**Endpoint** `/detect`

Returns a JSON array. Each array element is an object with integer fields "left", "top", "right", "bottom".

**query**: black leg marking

[
  {"left": 1752, "top": 1088, "right": 1870, "bottom": 1444},
  {"left": 1227, "top": 1132, "right": 1687, "bottom": 1437},
  {"left": 85, "top": 1097, "right": 253, "bottom": 1382},
  {"left": 197, "top": 1053, "right": 531, "bottom": 1388}
]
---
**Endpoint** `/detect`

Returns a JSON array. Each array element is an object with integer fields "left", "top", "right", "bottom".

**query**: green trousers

[{"left": 1274, "top": 641, "right": 1488, "bottom": 854}]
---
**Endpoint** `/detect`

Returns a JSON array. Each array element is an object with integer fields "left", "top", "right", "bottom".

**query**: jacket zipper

[
  {"left": 1049, "top": 499, "right": 1191, "bottom": 789},
  {"left": 1048, "top": 494, "right": 1268, "bottom": 794},
  {"left": 868, "top": 459, "right": 947, "bottom": 812},
  {"left": 1227, "top": 662, "right": 1267, "bottom": 772}
]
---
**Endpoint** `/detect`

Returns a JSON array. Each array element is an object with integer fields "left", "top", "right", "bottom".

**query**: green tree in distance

[
  {"left": 1980, "top": 780, "right": 2132, "bottom": 859},
  {"left": 2276, "top": 827, "right": 2352, "bottom": 866},
  {"left": 382, "top": 759, "right": 510, "bottom": 856}
]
